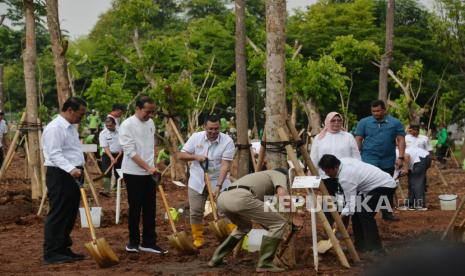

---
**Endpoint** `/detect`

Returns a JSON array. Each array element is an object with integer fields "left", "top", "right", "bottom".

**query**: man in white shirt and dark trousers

[
  {"left": 405, "top": 125, "right": 433, "bottom": 153},
  {"left": 119, "top": 96, "right": 167, "bottom": 254},
  {"left": 99, "top": 117, "right": 122, "bottom": 197},
  {"left": 42, "top": 97, "right": 87, "bottom": 264},
  {"left": 0, "top": 111, "right": 9, "bottom": 167},
  {"left": 318, "top": 154, "right": 397, "bottom": 252}
]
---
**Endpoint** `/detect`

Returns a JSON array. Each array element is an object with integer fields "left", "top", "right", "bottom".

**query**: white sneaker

[
  {"left": 415, "top": 207, "right": 428, "bottom": 211},
  {"left": 138, "top": 245, "right": 168, "bottom": 254}
]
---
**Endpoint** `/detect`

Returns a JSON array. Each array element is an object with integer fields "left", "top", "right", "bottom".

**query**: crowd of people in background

[{"left": 35, "top": 95, "right": 459, "bottom": 268}]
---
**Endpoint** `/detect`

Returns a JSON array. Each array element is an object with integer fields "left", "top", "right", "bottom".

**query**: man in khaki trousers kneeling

[{"left": 208, "top": 169, "right": 303, "bottom": 272}]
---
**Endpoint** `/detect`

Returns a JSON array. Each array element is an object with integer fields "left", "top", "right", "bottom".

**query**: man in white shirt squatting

[
  {"left": 405, "top": 125, "right": 433, "bottom": 152},
  {"left": 178, "top": 114, "right": 236, "bottom": 248},
  {"left": 119, "top": 96, "right": 167, "bottom": 254},
  {"left": 42, "top": 97, "right": 87, "bottom": 264},
  {"left": 318, "top": 154, "right": 397, "bottom": 253}
]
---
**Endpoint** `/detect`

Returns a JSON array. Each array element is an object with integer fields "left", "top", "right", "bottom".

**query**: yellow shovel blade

[
  {"left": 317, "top": 239, "right": 333, "bottom": 254},
  {"left": 85, "top": 238, "right": 119, "bottom": 268},
  {"left": 208, "top": 219, "right": 231, "bottom": 241},
  {"left": 168, "top": 231, "right": 198, "bottom": 255}
]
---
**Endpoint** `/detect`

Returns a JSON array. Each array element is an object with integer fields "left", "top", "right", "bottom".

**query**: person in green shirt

[
  {"left": 436, "top": 123, "right": 448, "bottom": 168},
  {"left": 87, "top": 109, "right": 101, "bottom": 135}
]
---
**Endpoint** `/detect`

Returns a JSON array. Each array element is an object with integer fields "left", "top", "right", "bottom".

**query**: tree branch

[{"left": 0, "top": 14, "right": 6, "bottom": 26}]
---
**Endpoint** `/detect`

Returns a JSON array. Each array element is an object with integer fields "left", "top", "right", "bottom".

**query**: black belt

[{"left": 225, "top": 185, "right": 254, "bottom": 194}]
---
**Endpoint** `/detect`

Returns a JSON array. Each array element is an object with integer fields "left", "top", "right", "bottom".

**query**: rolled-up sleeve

[
  {"left": 222, "top": 140, "right": 235, "bottom": 161},
  {"left": 42, "top": 129, "right": 75, "bottom": 173},
  {"left": 119, "top": 124, "right": 137, "bottom": 158}
]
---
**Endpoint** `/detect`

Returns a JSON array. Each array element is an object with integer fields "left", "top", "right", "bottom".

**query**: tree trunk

[
  {"left": 165, "top": 118, "right": 187, "bottom": 182},
  {"left": 0, "top": 64, "right": 4, "bottom": 111},
  {"left": 46, "top": 0, "right": 71, "bottom": 109},
  {"left": 303, "top": 98, "right": 321, "bottom": 136},
  {"left": 378, "top": 0, "right": 394, "bottom": 103},
  {"left": 235, "top": 0, "right": 249, "bottom": 178},
  {"left": 265, "top": 0, "right": 288, "bottom": 170},
  {"left": 23, "top": 0, "right": 42, "bottom": 199}
]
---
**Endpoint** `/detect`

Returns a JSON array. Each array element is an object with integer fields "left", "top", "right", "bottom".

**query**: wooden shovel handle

[
  {"left": 158, "top": 184, "right": 178, "bottom": 234},
  {"left": 203, "top": 172, "right": 219, "bottom": 220},
  {"left": 80, "top": 186, "right": 98, "bottom": 241},
  {"left": 93, "top": 152, "right": 122, "bottom": 181}
]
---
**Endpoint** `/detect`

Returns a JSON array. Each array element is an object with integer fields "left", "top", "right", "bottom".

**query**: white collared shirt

[
  {"left": 310, "top": 131, "right": 361, "bottom": 178},
  {"left": 397, "top": 147, "right": 430, "bottom": 169},
  {"left": 405, "top": 134, "right": 432, "bottom": 151},
  {"left": 119, "top": 115, "right": 155, "bottom": 175},
  {"left": 0, "top": 120, "right": 8, "bottom": 147},
  {"left": 181, "top": 131, "right": 235, "bottom": 194},
  {"left": 99, "top": 128, "right": 122, "bottom": 153},
  {"left": 42, "top": 115, "right": 84, "bottom": 173},
  {"left": 338, "top": 157, "right": 396, "bottom": 215}
]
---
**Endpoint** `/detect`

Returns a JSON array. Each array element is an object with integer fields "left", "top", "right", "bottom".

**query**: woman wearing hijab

[{"left": 310, "top": 112, "right": 360, "bottom": 224}]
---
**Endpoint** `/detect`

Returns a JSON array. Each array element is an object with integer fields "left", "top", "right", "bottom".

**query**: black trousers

[
  {"left": 436, "top": 146, "right": 448, "bottom": 164},
  {"left": 380, "top": 167, "right": 395, "bottom": 218},
  {"left": 323, "top": 178, "right": 339, "bottom": 226},
  {"left": 352, "top": 187, "right": 395, "bottom": 251},
  {"left": 101, "top": 153, "right": 122, "bottom": 179},
  {"left": 123, "top": 173, "right": 157, "bottom": 247},
  {"left": 43, "top": 166, "right": 81, "bottom": 258},
  {"left": 0, "top": 147, "right": 4, "bottom": 168}
]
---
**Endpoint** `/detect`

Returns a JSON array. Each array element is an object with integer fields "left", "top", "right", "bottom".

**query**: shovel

[
  {"left": 77, "top": 179, "right": 119, "bottom": 268},
  {"left": 154, "top": 175, "right": 197, "bottom": 255},
  {"left": 317, "top": 228, "right": 337, "bottom": 254},
  {"left": 201, "top": 159, "right": 231, "bottom": 241},
  {"left": 92, "top": 152, "right": 122, "bottom": 181}
]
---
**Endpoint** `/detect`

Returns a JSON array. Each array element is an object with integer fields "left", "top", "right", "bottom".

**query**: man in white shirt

[
  {"left": 405, "top": 125, "right": 433, "bottom": 152},
  {"left": 178, "top": 114, "right": 235, "bottom": 248},
  {"left": 119, "top": 96, "right": 166, "bottom": 254},
  {"left": 318, "top": 154, "right": 397, "bottom": 252},
  {"left": 98, "top": 117, "right": 122, "bottom": 196},
  {"left": 405, "top": 146, "right": 431, "bottom": 210},
  {"left": 42, "top": 97, "right": 87, "bottom": 264},
  {"left": 0, "top": 112, "right": 9, "bottom": 167}
]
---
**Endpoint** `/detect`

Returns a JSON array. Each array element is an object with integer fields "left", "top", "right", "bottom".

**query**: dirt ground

[{"left": 1, "top": 153, "right": 465, "bottom": 275}]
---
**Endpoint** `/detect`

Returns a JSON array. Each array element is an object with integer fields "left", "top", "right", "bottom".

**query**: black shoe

[
  {"left": 382, "top": 214, "right": 400, "bottom": 222},
  {"left": 139, "top": 244, "right": 168, "bottom": 254},
  {"left": 125, "top": 243, "right": 139, "bottom": 253},
  {"left": 44, "top": 254, "right": 76, "bottom": 265},
  {"left": 61, "top": 248, "right": 85, "bottom": 260}
]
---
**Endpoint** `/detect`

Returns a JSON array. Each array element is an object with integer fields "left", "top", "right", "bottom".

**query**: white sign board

[
  {"left": 81, "top": 144, "right": 97, "bottom": 153},
  {"left": 292, "top": 176, "right": 321, "bottom": 189}
]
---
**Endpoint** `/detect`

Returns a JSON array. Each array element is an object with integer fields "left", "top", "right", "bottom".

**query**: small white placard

[
  {"left": 81, "top": 144, "right": 97, "bottom": 153},
  {"left": 292, "top": 176, "right": 321, "bottom": 189}
]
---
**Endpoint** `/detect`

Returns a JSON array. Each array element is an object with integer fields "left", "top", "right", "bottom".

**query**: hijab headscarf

[{"left": 318, "top": 112, "right": 344, "bottom": 140}]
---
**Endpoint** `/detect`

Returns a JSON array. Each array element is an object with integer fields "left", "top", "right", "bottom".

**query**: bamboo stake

[
  {"left": 433, "top": 162, "right": 449, "bottom": 187},
  {"left": 285, "top": 120, "right": 360, "bottom": 262},
  {"left": 449, "top": 147, "right": 460, "bottom": 168},
  {"left": 168, "top": 118, "right": 185, "bottom": 145},
  {"left": 0, "top": 112, "right": 26, "bottom": 179},
  {"left": 278, "top": 127, "right": 350, "bottom": 269}
]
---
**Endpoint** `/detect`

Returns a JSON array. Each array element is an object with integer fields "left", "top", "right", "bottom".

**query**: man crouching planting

[{"left": 208, "top": 169, "right": 304, "bottom": 272}]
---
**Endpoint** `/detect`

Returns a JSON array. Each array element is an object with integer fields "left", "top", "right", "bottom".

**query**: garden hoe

[
  {"left": 154, "top": 175, "right": 197, "bottom": 255},
  {"left": 77, "top": 180, "right": 119, "bottom": 268},
  {"left": 201, "top": 159, "right": 231, "bottom": 241}
]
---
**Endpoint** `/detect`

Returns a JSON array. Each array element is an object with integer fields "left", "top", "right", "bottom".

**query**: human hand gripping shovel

[
  {"left": 200, "top": 159, "right": 231, "bottom": 241},
  {"left": 76, "top": 178, "right": 119, "bottom": 268},
  {"left": 152, "top": 173, "right": 198, "bottom": 255}
]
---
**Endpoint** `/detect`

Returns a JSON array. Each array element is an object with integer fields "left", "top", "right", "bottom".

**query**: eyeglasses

[{"left": 330, "top": 119, "right": 343, "bottom": 123}]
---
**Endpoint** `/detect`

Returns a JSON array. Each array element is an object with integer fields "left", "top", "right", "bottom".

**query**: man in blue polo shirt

[{"left": 355, "top": 100, "right": 406, "bottom": 221}]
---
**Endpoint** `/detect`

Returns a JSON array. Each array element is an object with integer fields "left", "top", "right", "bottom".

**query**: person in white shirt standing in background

[
  {"left": 42, "top": 97, "right": 87, "bottom": 264},
  {"left": 98, "top": 117, "right": 122, "bottom": 197},
  {"left": 178, "top": 114, "right": 235, "bottom": 248},
  {"left": 119, "top": 96, "right": 167, "bottom": 254},
  {"left": 0, "top": 111, "right": 9, "bottom": 167},
  {"left": 405, "top": 125, "right": 433, "bottom": 153},
  {"left": 310, "top": 112, "right": 360, "bottom": 225}
]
